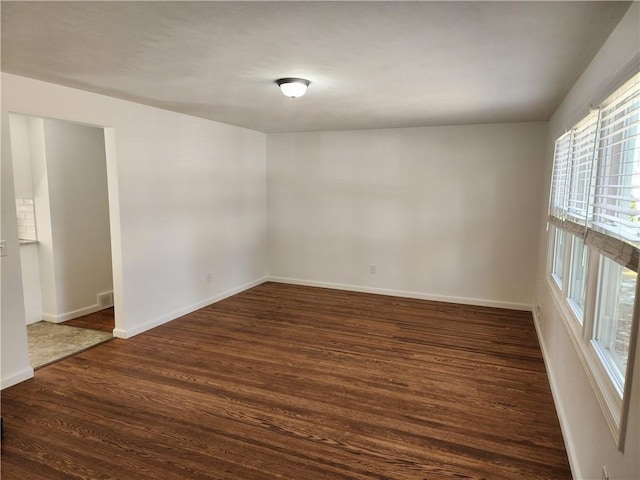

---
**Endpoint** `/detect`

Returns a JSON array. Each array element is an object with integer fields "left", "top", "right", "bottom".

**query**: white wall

[
  {"left": 41, "top": 119, "right": 113, "bottom": 319},
  {"left": 1, "top": 73, "right": 267, "bottom": 387},
  {"left": 268, "top": 123, "right": 547, "bottom": 309},
  {"left": 27, "top": 117, "right": 57, "bottom": 319},
  {"left": 9, "top": 115, "right": 43, "bottom": 324},
  {"left": 18, "top": 245, "right": 42, "bottom": 325},
  {"left": 533, "top": 4, "right": 639, "bottom": 480},
  {"left": 1, "top": 112, "right": 34, "bottom": 388},
  {"left": 9, "top": 114, "right": 34, "bottom": 198}
]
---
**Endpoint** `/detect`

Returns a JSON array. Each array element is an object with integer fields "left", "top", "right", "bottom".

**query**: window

[
  {"left": 567, "top": 235, "right": 587, "bottom": 322},
  {"left": 567, "top": 112, "right": 599, "bottom": 224},
  {"left": 593, "top": 257, "right": 636, "bottom": 391},
  {"left": 547, "top": 71, "right": 639, "bottom": 449},
  {"left": 550, "top": 132, "right": 571, "bottom": 219},
  {"left": 551, "top": 227, "right": 566, "bottom": 288},
  {"left": 592, "top": 75, "right": 640, "bottom": 245}
]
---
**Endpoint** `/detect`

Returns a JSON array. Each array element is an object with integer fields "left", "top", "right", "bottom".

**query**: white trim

[
  {"left": 564, "top": 53, "right": 640, "bottom": 134},
  {"left": 267, "top": 276, "right": 532, "bottom": 311},
  {"left": 41, "top": 303, "right": 107, "bottom": 323},
  {"left": 1, "top": 367, "right": 34, "bottom": 390},
  {"left": 112, "top": 277, "right": 268, "bottom": 339},
  {"left": 591, "top": 53, "right": 640, "bottom": 114},
  {"left": 532, "top": 308, "right": 579, "bottom": 480}
]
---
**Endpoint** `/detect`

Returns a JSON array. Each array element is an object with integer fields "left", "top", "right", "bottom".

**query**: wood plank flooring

[
  {"left": 1, "top": 282, "right": 571, "bottom": 479},
  {"left": 62, "top": 307, "right": 115, "bottom": 332}
]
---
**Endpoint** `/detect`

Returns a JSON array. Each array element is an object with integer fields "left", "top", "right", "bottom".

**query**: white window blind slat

[
  {"left": 567, "top": 111, "right": 599, "bottom": 225},
  {"left": 594, "top": 193, "right": 640, "bottom": 202},
  {"left": 549, "top": 132, "right": 572, "bottom": 220},
  {"left": 586, "top": 73, "right": 640, "bottom": 266},
  {"left": 601, "top": 99, "right": 640, "bottom": 123},
  {"left": 590, "top": 72, "right": 640, "bottom": 251},
  {"left": 600, "top": 114, "right": 640, "bottom": 135},
  {"left": 598, "top": 127, "right": 640, "bottom": 147},
  {"left": 593, "top": 200, "right": 640, "bottom": 214},
  {"left": 600, "top": 93, "right": 640, "bottom": 121}
]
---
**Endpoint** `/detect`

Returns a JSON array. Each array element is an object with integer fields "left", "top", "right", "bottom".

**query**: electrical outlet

[
  {"left": 602, "top": 466, "right": 609, "bottom": 480},
  {"left": 206, "top": 272, "right": 212, "bottom": 283},
  {"left": 369, "top": 264, "right": 377, "bottom": 274}
]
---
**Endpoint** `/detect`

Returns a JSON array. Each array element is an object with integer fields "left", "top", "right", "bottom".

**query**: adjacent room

[
  {"left": 1, "top": 2, "right": 638, "bottom": 479},
  {"left": 9, "top": 113, "right": 116, "bottom": 369}
]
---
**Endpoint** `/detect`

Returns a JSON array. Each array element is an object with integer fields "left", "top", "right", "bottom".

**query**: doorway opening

[{"left": 9, "top": 114, "right": 121, "bottom": 369}]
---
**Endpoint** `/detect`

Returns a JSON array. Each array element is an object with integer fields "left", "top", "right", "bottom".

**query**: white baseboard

[
  {"left": 42, "top": 303, "right": 106, "bottom": 323},
  {"left": 1, "top": 367, "right": 34, "bottom": 390},
  {"left": 113, "top": 276, "right": 268, "bottom": 339},
  {"left": 532, "top": 309, "right": 578, "bottom": 480},
  {"left": 267, "top": 276, "right": 532, "bottom": 311}
]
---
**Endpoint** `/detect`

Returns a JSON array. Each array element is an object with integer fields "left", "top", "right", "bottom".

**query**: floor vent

[{"left": 98, "top": 291, "right": 114, "bottom": 308}]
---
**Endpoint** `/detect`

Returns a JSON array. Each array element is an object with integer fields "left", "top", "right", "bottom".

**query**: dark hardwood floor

[
  {"left": 62, "top": 307, "right": 115, "bottom": 332},
  {"left": 1, "top": 282, "right": 571, "bottom": 479}
]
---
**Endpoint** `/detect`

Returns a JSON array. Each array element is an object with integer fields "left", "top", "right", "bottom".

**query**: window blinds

[
  {"left": 549, "top": 132, "right": 571, "bottom": 222},
  {"left": 549, "top": 71, "right": 640, "bottom": 271},
  {"left": 591, "top": 74, "right": 640, "bottom": 246},
  {"left": 567, "top": 112, "right": 599, "bottom": 225}
]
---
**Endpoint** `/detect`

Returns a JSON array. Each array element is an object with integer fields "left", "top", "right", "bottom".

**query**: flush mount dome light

[{"left": 276, "top": 78, "right": 310, "bottom": 98}]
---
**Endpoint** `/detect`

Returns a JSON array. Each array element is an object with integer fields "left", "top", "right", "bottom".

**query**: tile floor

[{"left": 27, "top": 322, "right": 112, "bottom": 369}]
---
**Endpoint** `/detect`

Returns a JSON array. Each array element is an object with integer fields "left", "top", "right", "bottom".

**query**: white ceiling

[{"left": 1, "top": 1, "right": 631, "bottom": 133}]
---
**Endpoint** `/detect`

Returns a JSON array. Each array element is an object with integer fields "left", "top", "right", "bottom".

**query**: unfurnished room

[{"left": 0, "top": 2, "right": 639, "bottom": 479}]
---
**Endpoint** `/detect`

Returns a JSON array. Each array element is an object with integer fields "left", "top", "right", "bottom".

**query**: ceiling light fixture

[{"left": 276, "top": 78, "right": 310, "bottom": 98}]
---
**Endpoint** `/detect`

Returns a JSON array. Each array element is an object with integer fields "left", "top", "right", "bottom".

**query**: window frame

[
  {"left": 547, "top": 242, "right": 637, "bottom": 449},
  {"left": 551, "top": 226, "right": 567, "bottom": 290},
  {"left": 545, "top": 72, "right": 640, "bottom": 450},
  {"left": 567, "top": 234, "right": 588, "bottom": 324},
  {"left": 592, "top": 257, "right": 636, "bottom": 392}
]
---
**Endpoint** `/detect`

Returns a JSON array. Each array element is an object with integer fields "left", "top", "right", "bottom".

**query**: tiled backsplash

[{"left": 16, "top": 198, "right": 37, "bottom": 240}]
